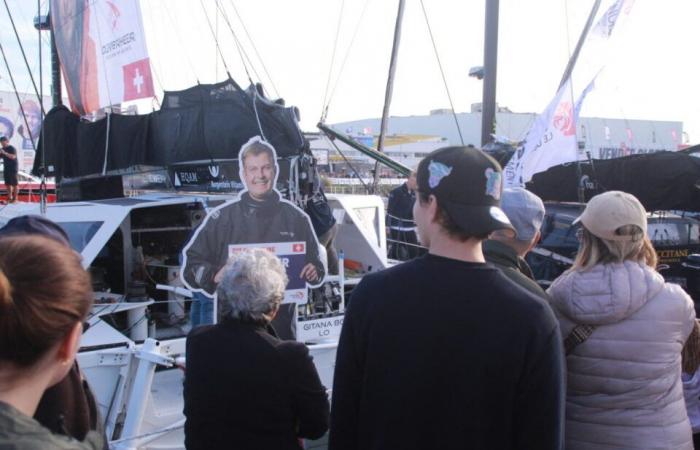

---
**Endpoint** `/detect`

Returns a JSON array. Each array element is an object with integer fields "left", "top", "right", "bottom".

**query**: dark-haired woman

[{"left": 0, "top": 235, "right": 103, "bottom": 449}]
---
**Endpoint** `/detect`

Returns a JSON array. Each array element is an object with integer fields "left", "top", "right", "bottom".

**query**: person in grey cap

[
  {"left": 329, "top": 146, "right": 564, "bottom": 450},
  {"left": 484, "top": 187, "right": 547, "bottom": 299}
]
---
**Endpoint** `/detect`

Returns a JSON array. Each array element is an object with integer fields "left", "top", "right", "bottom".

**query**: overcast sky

[{"left": 1, "top": 0, "right": 698, "bottom": 144}]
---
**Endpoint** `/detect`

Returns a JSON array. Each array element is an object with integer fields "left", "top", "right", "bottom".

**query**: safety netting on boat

[
  {"left": 526, "top": 151, "right": 700, "bottom": 212},
  {"left": 34, "top": 79, "right": 306, "bottom": 179}
]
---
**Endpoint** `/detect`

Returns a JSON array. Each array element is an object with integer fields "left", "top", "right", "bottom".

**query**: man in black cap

[
  {"left": 0, "top": 136, "right": 18, "bottom": 203},
  {"left": 329, "top": 146, "right": 565, "bottom": 450}
]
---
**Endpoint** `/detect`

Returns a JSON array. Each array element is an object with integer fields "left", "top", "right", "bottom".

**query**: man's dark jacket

[
  {"left": 386, "top": 183, "right": 415, "bottom": 229},
  {"left": 184, "top": 320, "right": 330, "bottom": 450},
  {"left": 182, "top": 191, "right": 324, "bottom": 295},
  {"left": 483, "top": 239, "right": 548, "bottom": 300}
]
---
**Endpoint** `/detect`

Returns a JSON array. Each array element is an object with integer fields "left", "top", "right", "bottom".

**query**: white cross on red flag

[{"left": 123, "top": 58, "right": 154, "bottom": 101}]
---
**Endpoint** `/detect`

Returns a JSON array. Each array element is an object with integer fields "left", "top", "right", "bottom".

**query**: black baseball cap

[{"left": 416, "top": 146, "right": 515, "bottom": 236}]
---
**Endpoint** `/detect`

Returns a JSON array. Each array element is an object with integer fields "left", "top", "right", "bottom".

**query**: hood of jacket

[{"left": 548, "top": 260, "right": 666, "bottom": 326}]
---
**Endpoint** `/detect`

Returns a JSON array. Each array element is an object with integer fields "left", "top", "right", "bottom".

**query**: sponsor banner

[
  {"left": 0, "top": 91, "right": 52, "bottom": 170},
  {"left": 297, "top": 315, "right": 344, "bottom": 343},
  {"left": 596, "top": 146, "right": 668, "bottom": 159},
  {"left": 171, "top": 158, "right": 292, "bottom": 192},
  {"left": 171, "top": 162, "right": 245, "bottom": 192},
  {"left": 51, "top": 0, "right": 155, "bottom": 115},
  {"left": 228, "top": 242, "right": 309, "bottom": 304}
]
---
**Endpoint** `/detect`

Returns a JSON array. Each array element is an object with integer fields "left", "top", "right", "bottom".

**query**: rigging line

[
  {"left": 320, "top": 0, "right": 345, "bottom": 123},
  {"left": 326, "top": 0, "right": 372, "bottom": 112},
  {"left": 2, "top": 0, "right": 44, "bottom": 115},
  {"left": 143, "top": 0, "right": 165, "bottom": 94},
  {"left": 37, "top": 0, "right": 45, "bottom": 213},
  {"left": 91, "top": 5, "right": 114, "bottom": 112},
  {"left": 162, "top": 2, "right": 199, "bottom": 83},
  {"left": 322, "top": 134, "right": 369, "bottom": 192},
  {"left": 214, "top": 1, "right": 259, "bottom": 84},
  {"left": 211, "top": 1, "right": 266, "bottom": 142},
  {"left": 198, "top": 0, "right": 232, "bottom": 77},
  {"left": 226, "top": 0, "right": 280, "bottom": 98},
  {"left": 0, "top": 35, "right": 37, "bottom": 152},
  {"left": 418, "top": 0, "right": 464, "bottom": 146}
]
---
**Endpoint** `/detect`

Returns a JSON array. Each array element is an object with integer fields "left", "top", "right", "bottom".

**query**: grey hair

[{"left": 216, "top": 249, "right": 289, "bottom": 323}]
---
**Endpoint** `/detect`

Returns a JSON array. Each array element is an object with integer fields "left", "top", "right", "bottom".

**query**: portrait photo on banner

[{"left": 180, "top": 136, "right": 327, "bottom": 304}]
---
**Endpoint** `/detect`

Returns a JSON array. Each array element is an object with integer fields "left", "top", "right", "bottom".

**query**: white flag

[
  {"left": 504, "top": 80, "right": 579, "bottom": 187},
  {"left": 504, "top": 0, "right": 635, "bottom": 186}
]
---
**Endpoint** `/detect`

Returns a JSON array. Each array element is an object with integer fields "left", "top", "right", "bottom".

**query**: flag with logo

[
  {"left": 504, "top": 0, "right": 635, "bottom": 187},
  {"left": 50, "top": 0, "right": 155, "bottom": 115}
]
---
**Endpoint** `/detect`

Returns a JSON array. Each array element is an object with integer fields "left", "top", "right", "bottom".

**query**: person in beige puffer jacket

[{"left": 548, "top": 191, "right": 696, "bottom": 450}]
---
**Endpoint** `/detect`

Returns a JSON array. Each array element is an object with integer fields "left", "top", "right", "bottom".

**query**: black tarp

[
  {"left": 526, "top": 151, "right": 700, "bottom": 212},
  {"left": 35, "top": 79, "right": 306, "bottom": 179},
  {"left": 35, "top": 107, "right": 151, "bottom": 178}
]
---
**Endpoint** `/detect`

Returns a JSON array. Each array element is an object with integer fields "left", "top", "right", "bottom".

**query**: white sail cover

[{"left": 50, "top": 0, "right": 155, "bottom": 115}]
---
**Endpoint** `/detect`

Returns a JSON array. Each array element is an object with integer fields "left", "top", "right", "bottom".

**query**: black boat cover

[
  {"left": 35, "top": 79, "right": 306, "bottom": 179},
  {"left": 526, "top": 151, "right": 700, "bottom": 212}
]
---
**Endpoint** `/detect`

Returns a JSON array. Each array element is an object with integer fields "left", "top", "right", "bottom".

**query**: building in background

[{"left": 328, "top": 107, "right": 685, "bottom": 163}]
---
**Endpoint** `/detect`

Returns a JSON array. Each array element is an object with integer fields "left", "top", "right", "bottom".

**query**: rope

[
  {"left": 252, "top": 89, "right": 267, "bottom": 141},
  {"left": 90, "top": 5, "right": 113, "bottom": 113},
  {"left": 198, "top": 0, "right": 232, "bottom": 77},
  {"left": 0, "top": 35, "right": 36, "bottom": 152},
  {"left": 418, "top": 0, "right": 464, "bottom": 145},
  {"left": 323, "top": 134, "right": 369, "bottom": 192},
  {"left": 320, "top": 0, "right": 346, "bottom": 122},
  {"left": 162, "top": 1, "right": 199, "bottom": 83},
  {"left": 2, "top": 0, "right": 44, "bottom": 115},
  {"left": 326, "top": 0, "right": 372, "bottom": 116},
  {"left": 214, "top": 1, "right": 260, "bottom": 84},
  {"left": 226, "top": 0, "right": 280, "bottom": 98}
]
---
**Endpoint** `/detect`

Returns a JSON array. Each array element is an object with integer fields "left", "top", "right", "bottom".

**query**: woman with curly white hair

[
  {"left": 548, "top": 191, "right": 696, "bottom": 449},
  {"left": 183, "top": 249, "right": 329, "bottom": 450}
]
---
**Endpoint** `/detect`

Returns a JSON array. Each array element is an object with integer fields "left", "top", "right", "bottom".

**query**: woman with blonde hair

[
  {"left": 0, "top": 235, "right": 103, "bottom": 449},
  {"left": 547, "top": 191, "right": 696, "bottom": 450}
]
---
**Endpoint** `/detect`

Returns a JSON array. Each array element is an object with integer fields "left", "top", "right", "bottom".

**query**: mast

[
  {"left": 558, "top": 0, "right": 603, "bottom": 90},
  {"left": 372, "top": 0, "right": 405, "bottom": 194},
  {"left": 480, "top": 0, "right": 499, "bottom": 147},
  {"left": 559, "top": 0, "right": 602, "bottom": 203}
]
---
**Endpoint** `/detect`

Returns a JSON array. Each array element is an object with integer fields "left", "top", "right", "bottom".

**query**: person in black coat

[
  {"left": 183, "top": 249, "right": 329, "bottom": 450},
  {"left": 386, "top": 172, "right": 421, "bottom": 260}
]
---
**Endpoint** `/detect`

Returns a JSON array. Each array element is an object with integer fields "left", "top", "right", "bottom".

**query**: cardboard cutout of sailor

[{"left": 181, "top": 137, "right": 326, "bottom": 303}]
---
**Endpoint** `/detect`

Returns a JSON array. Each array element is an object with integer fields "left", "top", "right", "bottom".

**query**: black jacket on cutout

[{"left": 182, "top": 191, "right": 324, "bottom": 295}]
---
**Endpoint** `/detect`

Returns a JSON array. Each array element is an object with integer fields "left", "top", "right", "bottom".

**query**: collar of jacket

[
  {"left": 240, "top": 190, "right": 281, "bottom": 214},
  {"left": 219, "top": 317, "right": 279, "bottom": 337},
  {"left": 483, "top": 239, "right": 521, "bottom": 269}
]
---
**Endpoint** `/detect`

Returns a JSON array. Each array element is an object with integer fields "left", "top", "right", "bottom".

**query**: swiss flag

[
  {"left": 292, "top": 243, "right": 305, "bottom": 253},
  {"left": 123, "top": 58, "right": 155, "bottom": 101}
]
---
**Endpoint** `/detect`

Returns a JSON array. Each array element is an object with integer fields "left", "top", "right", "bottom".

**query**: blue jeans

[{"left": 190, "top": 292, "right": 214, "bottom": 328}]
